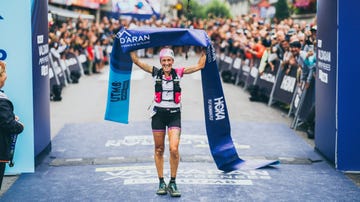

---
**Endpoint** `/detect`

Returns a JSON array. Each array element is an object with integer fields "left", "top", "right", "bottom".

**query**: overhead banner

[
  {"left": 49, "top": 0, "right": 100, "bottom": 9},
  {"left": 105, "top": 28, "right": 279, "bottom": 171},
  {"left": 111, "top": 0, "right": 161, "bottom": 19}
]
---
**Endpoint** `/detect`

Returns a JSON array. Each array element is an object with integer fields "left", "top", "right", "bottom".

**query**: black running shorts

[{"left": 151, "top": 107, "right": 181, "bottom": 132}]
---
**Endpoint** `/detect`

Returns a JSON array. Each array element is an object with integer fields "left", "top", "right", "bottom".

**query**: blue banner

[
  {"left": 105, "top": 28, "right": 279, "bottom": 171},
  {"left": 0, "top": 1, "right": 35, "bottom": 173},
  {"left": 31, "top": 0, "right": 51, "bottom": 157},
  {"left": 315, "top": 0, "right": 337, "bottom": 164},
  {"left": 336, "top": 0, "right": 360, "bottom": 171}
]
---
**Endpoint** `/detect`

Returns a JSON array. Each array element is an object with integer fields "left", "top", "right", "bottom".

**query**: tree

[
  {"left": 205, "top": 0, "right": 231, "bottom": 18},
  {"left": 182, "top": 0, "right": 206, "bottom": 19},
  {"left": 275, "top": 0, "right": 290, "bottom": 20},
  {"left": 205, "top": 0, "right": 232, "bottom": 18},
  {"left": 182, "top": 0, "right": 231, "bottom": 19}
]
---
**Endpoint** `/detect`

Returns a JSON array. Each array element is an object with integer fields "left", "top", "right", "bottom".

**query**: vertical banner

[
  {"left": 200, "top": 45, "right": 245, "bottom": 171},
  {"left": 31, "top": 0, "right": 51, "bottom": 157},
  {"left": 315, "top": 0, "right": 337, "bottom": 164},
  {"left": 105, "top": 38, "right": 132, "bottom": 123},
  {"left": 0, "top": 1, "right": 34, "bottom": 173},
  {"left": 0, "top": 0, "right": 50, "bottom": 173},
  {"left": 336, "top": 0, "right": 360, "bottom": 171},
  {"left": 317, "top": 0, "right": 360, "bottom": 171}
]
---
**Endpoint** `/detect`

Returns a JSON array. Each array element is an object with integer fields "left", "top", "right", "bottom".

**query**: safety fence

[
  {"left": 48, "top": 50, "right": 86, "bottom": 101},
  {"left": 216, "top": 53, "right": 315, "bottom": 131}
]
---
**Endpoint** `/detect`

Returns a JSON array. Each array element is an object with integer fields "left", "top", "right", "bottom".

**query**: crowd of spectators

[
  {"left": 48, "top": 12, "right": 316, "bottom": 137},
  {"left": 49, "top": 13, "right": 316, "bottom": 77}
]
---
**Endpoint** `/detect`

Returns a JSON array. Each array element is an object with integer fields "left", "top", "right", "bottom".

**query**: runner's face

[{"left": 160, "top": 56, "right": 174, "bottom": 74}]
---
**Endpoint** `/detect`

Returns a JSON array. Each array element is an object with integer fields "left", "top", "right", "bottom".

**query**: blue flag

[{"left": 105, "top": 28, "right": 279, "bottom": 171}]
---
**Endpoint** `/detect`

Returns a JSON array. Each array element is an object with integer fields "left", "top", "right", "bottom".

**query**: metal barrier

[
  {"left": 48, "top": 50, "right": 89, "bottom": 101},
  {"left": 216, "top": 52, "right": 315, "bottom": 134},
  {"left": 269, "top": 61, "right": 298, "bottom": 107}
]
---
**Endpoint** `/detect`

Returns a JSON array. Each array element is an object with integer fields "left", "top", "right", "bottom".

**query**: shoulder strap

[
  {"left": 170, "top": 68, "right": 178, "bottom": 80},
  {"left": 155, "top": 68, "right": 163, "bottom": 79},
  {"left": 155, "top": 68, "right": 163, "bottom": 93}
]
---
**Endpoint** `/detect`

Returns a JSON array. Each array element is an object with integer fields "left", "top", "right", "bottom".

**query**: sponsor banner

[
  {"left": 244, "top": 58, "right": 260, "bottom": 87},
  {"left": 109, "top": 0, "right": 161, "bottom": 20},
  {"left": 0, "top": 1, "right": 35, "bottom": 173},
  {"left": 105, "top": 28, "right": 279, "bottom": 171},
  {"left": 315, "top": 0, "right": 337, "bottom": 164},
  {"left": 49, "top": 0, "right": 100, "bottom": 9},
  {"left": 257, "top": 60, "right": 280, "bottom": 97},
  {"left": 297, "top": 79, "right": 315, "bottom": 121},
  {"left": 272, "top": 65, "right": 297, "bottom": 105},
  {"left": 238, "top": 63, "right": 250, "bottom": 84},
  {"left": 49, "top": 52, "right": 67, "bottom": 87},
  {"left": 336, "top": 1, "right": 360, "bottom": 170},
  {"left": 112, "top": 0, "right": 160, "bottom": 15},
  {"left": 64, "top": 52, "right": 82, "bottom": 73},
  {"left": 31, "top": 0, "right": 51, "bottom": 157}
]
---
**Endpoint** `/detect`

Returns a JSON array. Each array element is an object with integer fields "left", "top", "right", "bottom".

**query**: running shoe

[
  {"left": 156, "top": 182, "right": 167, "bottom": 195},
  {"left": 167, "top": 182, "right": 181, "bottom": 197}
]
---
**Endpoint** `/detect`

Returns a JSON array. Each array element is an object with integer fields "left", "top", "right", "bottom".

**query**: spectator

[
  {"left": 259, "top": 38, "right": 279, "bottom": 75},
  {"left": 93, "top": 39, "right": 104, "bottom": 73},
  {"left": 0, "top": 61, "right": 24, "bottom": 189},
  {"left": 85, "top": 39, "right": 94, "bottom": 75},
  {"left": 290, "top": 41, "right": 316, "bottom": 138}
]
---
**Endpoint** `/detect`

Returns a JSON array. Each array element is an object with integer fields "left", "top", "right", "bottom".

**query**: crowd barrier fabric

[
  {"left": 216, "top": 52, "right": 316, "bottom": 133},
  {"left": 64, "top": 52, "right": 82, "bottom": 74},
  {"left": 290, "top": 84, "right": 305, "bottom": 128},
  {"left": 64, "top": 52, "right": 83, "bottom": 83},
  {"left": 105, "top": 28, "right": 279, "bottom": 171},
  {"left": 217, "top": 53, "right": 224, "bottom": 70},
  {"left": 49, "top": 52, "right": 67, "bottom": 87},
  {"left": 297, "top": 79, "right": 315, "bottom": 121},
  {"left": 77, "top": 53, "right": 87, "bottom": 75},
  {"left": 220, "top": 56, "right": 236, "bottom": 84},
  {"left": 48, "top": 64, "right": 59, "bottom": 89},
  {"left": 217, "top": 53, "right": 301, "bottom": 112},
  {"left": 218, "top": 55, "right": 233, "bottom": 73},
  {"left": 245, "top": 58, "right": 261, "bottom": 89},
  {"left": 256, "top": 60, "right": 280, "bottom": 97},
  {"left": 48, "top": 49, "right": 88, "bottom": 100},
  {"left": 238, "top": 60, "right": 251, "bottom": 86},
  {"left": 290, "top": 78, "right": 315, "bottom": 130},
  {"left": 230, "top": 57, "right": 242, "bottom": 85},
  {"left": 271, "top": 63, "right": 298, "bottom": 106},
  {"left": 59, "top": 56, "right": 71, "bottom": 85}
]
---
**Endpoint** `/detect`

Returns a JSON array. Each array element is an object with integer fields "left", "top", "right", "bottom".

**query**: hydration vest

[{"left": 154, "top": 68, "right": 181, "bottom": 103}]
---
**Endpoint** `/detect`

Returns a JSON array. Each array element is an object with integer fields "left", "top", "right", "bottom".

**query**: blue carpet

[{"left": 1, "top": 121, "right": 359, "bottom": 201}]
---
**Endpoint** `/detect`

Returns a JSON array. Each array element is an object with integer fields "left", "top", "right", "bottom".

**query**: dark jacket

[{"left": 0, "top": 91, "right": 24, "bottom": 161}]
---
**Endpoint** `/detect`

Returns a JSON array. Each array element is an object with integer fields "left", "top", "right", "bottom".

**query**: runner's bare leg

[
  {"left": 153, "top": 131, "right": 166, "bottom": 178},
  {"left": 168, "top": 128, "right": 181, "bottom": 178}
]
